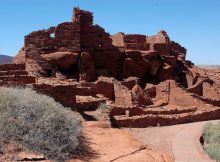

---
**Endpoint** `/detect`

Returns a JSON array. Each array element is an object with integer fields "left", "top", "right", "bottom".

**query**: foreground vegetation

[
  {"left": 202, "top": 122, "right": 220, "bottom": 162},
  {"left": 0, "top": 87, "right": 82, "bottom": 162}
]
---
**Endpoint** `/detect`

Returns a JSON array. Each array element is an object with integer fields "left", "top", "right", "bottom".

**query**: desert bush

[
  {"left": 202, "top": 122, "right": 217, "bottom": 143},
  {"left": 93, "top": 102, "right": 109, "bottom": 121},
  {"left": 98, "top": 102, "right": 108, "bottom": 110},
  {"left": 0, "top": 87, "right": 82, "bottom": 162},
  {"left": 204, "top": 143, "right": 220, "bottom": 161},
  {"left": 203, "top": 122, "right": 220, "bottom": 162}
]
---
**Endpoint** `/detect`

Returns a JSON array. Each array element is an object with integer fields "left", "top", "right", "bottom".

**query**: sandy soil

[{"left": 80, "top": 121, "right": 173, "bottom": 162}]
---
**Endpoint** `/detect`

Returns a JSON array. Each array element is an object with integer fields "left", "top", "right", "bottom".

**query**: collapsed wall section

[{"left": 25, "top": 23, "right": 80, "bottom": 56}]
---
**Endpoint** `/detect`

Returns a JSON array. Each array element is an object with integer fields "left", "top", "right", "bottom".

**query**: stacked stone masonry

[
  {"left": 14, "top": 7, "right": 188, "bottom": 84},
  {"left": 0, "top": 64, "right": 36, "bottom": 85}
]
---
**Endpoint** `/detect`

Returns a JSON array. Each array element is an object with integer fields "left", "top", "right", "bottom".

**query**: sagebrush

[
  {"left": 94, "top": 102, "right": 109, "bottom": 121},
  {"left": 0, "top": 87, "right": 82, "bottom": 162},
  {"left": 203, "top": 122, "right": 220, "bottom": 162},
  {"left": 98, "top": 102, "right": 108, "bottom": 110}
]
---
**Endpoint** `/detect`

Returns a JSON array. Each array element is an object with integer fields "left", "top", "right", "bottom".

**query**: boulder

[
  {"left": 121, "top": 77, "right": 140, "bottom": 90},
  {"left": 122, "top": 51, "right": 151, "bottom": 79},
  {"left": 145, "top": 83, "right": 156, "bottom": 98},
  {"left": 92, "top": 50, "right": 123, "bottom": 78},
  {"left": 131, "top": 85, "right": 153, "bottom": 106},
  {"left": 41, "top": 51, "right": 79, "bottom": 71},
  {"left": 95, "top": 77, "right": 116, "bottom": 101}
]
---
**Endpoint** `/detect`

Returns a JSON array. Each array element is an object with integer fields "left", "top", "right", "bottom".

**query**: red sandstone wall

[
  {"left": 25, "top": 23, "right": 80, "bottom": 56},
  {"left": 94, "top": 77, "right": 115, "bottom": 101},
  {"left": 114, "top": 83, "right": 133, "bottom": 106},
  {"left": 124, "top": 34, "right": 149, "bottom": 51},
  {"left": 111, "top": 32, "right": 125, "bottom": 48},
  {"left": 111, "top": 33, "right": 150, "bottom": 51},
  {"left": 0, "top": 64, "right": 36, "bottom": 85},
  {"left": 0, "top": 64, "right": 25, "bottom": 71},
  {"left": 170, "top": 41, "right": 186, "bottom": 57},
  {"left": 113, "top": 108, "right": 220, "bottom": 127},
  {"left": 0, "top": 76, "right": 36, "bottom": 84},
  {"left": 146, "top": 31, "right": 171, "bottom": 55},
  {"left": 55, "top": 23, "right": 80, "bottom": 52},
  {"left": 74, "top": 7, "right": 114, "bottom": 51},
  {"left": 33, "top": 84, "right": 77, "bottom": 109},
  {"left": 73, "top": 7, "right": 124, "bottom": 80}
]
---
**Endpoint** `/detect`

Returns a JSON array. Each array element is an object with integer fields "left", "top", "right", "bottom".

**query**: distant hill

[
  {"left": 196, "top": 65, "right": 220, "bottom": 70},
  {"left": 0, "top": 54, "right": 13, "bottom": 64}
]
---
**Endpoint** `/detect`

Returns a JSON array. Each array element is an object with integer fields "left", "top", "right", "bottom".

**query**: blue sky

[{"left": 0, "top": 0, "right": 219, "bottom": 65}]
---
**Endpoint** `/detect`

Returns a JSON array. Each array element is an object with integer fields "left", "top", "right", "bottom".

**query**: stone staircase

[{"left": 0, "top": 64, "right": 36, "bottom": 86}]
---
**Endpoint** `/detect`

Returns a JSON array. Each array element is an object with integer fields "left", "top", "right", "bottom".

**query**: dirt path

[
  {"left": 81, "top": 121, "right": 173, "bottom": 162},
  {"left": 126, "top": 120, "right": 219, "bottom": 162},
  {"left": 0, "top": 121, "right": 173, "bottom": 162}
]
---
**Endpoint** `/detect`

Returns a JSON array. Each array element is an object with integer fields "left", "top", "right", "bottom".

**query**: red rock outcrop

[
  {"left": 131, "top": 85, "right": 153, "bottom": 106},
  {"left": 41, "top": 51, "right": 79, "bottom": 72}
]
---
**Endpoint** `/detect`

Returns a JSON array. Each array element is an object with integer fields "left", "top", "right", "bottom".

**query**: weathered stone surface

[
  {"left": 41, "top": 51, "right": 79, "bottom": 71},
  {"left": 146, "top": 31, "right": 171, "bottom": 56},
  {"left": 0, "top": 64, "right": 36, "bottom": 85},
  {"left": 114, "top": 83, "right": 133, "bottom": 107},
  {"left": 131, "top": 85, "right": 153, "bottom": 106},
  {"left": 13, "top": 47, "right": 26, "bottom": 64},
  {"left": 33, "top": 84, "right": 77, "bottom": 109},
  {"left": 145, "top": 83, "right": 156, "bottom": 98},
  {"left": 0, "top": 64, "right": 25, "bottom": 71},
  {"left": 94, "top": 77, "right": 115, "bottom": 100},
  {"left": 121, "top": 77, "right": 140, "bottom": 90},
  {"left": 79, "top": 52, "right": 95, "bottom": 82},
  {"left": 122, "top": 58, "right": 149, "bottom": 79}
]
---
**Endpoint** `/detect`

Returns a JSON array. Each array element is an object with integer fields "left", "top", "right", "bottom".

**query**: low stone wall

[
  {"left": 112, "top": 108, "right": 220, "bottom": 127},
  {"left": 0, "top": 64, "right": 25, "bottom": 71},
  {"left": 75, "top": 85, "right": 96, "bottom": 97},
  {"left": 0, "top": 70, "right": 28, "bottom": 76},
  {"left": 76, "top": 96, "right": 106, "bottom": 111},
  {"left": 0, "top": 75, "right": 36, "bottom": 84},
  {"left": 33, "top": 84, "right": 77, "bottom": 109}
]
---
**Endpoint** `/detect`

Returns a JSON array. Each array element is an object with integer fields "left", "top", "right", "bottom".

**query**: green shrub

[
  {"left": 204, "top": 143, "right": 220, "bottom": 161},
  {"left": 203, "top": 122, "right": 220, "bottom": 162},
  {"left": 0, "top": 87, "right": 82, "bottom": 162},
  {"left": 92, "top": 102, "right": 109, "bottom": 121},
  {"left": 202, "top": 122, "right": 217, "bottom": 143}
]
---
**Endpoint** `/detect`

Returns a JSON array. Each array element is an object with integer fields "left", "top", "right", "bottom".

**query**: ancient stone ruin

[{"left": 1, "top": 7, "right": 219, "bottom": 127}]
